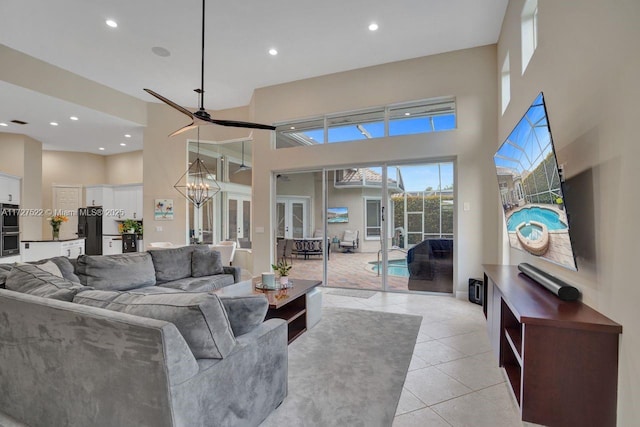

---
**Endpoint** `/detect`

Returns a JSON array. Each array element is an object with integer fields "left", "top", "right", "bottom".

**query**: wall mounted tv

[{"left": 493, "top": 92, "right": 577, "bottom": 271}]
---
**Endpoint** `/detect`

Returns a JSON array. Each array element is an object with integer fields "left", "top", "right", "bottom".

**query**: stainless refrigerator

[{"left": 77, "top": 207, "right": 103, "bottom": 255}]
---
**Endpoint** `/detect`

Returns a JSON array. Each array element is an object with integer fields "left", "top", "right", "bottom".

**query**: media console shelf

[{"left": 483, "top": 265, "right": 622, "bottom": 427}]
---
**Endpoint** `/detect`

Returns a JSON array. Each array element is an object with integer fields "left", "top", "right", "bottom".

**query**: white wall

[
  {"left": 250, "top": 45, "right": 500, "bottom": 294},
  {"left": 497, "top": 1, "right": 640, "bottom": 424}
]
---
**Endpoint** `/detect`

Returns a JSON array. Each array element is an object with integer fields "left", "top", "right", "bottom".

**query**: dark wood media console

[{"left": 483, "top": 265, "right": 622, "bottom": 427}]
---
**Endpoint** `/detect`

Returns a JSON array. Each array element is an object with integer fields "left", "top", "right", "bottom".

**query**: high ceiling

[{"left": 0, "top": 0, "right": 508, "bottom": 154}]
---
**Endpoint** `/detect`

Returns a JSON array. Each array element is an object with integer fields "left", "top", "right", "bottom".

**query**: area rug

[
  {"left": 326, "top": 289, "right": 377, "bottom": 298},
  {"left": 260, "top": 307, "right": 422, "bottom": 427}
]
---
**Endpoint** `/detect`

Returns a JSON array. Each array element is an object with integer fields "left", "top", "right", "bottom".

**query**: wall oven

[
  {"left": 1, "top": 232, "right": 19, "bottom": 256},
  {"left": 1, "top": 204, "right": 19, "bottom": 233},
  {"left": 1, "top": 203, "right": 20, "bottom": 256}
]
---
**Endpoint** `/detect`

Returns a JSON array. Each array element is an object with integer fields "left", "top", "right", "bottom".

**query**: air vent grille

[{"left": 10, "top": 120, "right": 28, "bottom": 125}]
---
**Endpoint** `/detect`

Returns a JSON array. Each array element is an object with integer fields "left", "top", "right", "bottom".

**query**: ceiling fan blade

[
  {"left": 208, "top": 118, "right": 276, "bottom": 131},
  {"left": 169, "top": 122, "right": 198, "bottom": 137},
  {"left": 144, "top": 89, "right": 195, "bottom": 119}
]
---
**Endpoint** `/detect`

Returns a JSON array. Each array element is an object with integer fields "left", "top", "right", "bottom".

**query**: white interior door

[
  {"left": 53, "top": 185, "right": 81, "bottom": 240},
  {"left": 227, "top": 194, "right": 251, "bottom": 241},
  {"left": 276, "top": 197, "right": 309, "bottom": 239}
]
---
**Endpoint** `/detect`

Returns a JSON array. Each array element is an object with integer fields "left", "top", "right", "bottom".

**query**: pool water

[
  {"left": 371, "top": 259, "right": 409, "bottom": 277},
  {"left": 507, "top": 207, "right": 567, "bottom": 231},
  {"left": 519, "top": 224, "right": 544, "bottom": 240}
]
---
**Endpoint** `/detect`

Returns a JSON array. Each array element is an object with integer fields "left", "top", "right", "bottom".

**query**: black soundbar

[{"left": 517, "top": 263, "right": 581, "bottom": 301}]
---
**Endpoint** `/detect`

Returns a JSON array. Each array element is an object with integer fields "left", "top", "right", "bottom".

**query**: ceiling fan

[
  {"left": 234, "top": 140, "right": 251, "bottom": 173},
  {"left": 144, "top": 0, "right": 275, "bottom": 137}
]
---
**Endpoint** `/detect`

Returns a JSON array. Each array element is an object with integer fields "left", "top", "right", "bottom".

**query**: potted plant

[
  {"left": 271, "top": 260, "right": 292, "bottom": 286},
  {"left": 120, "top": 219, "right": 142, "bottom": 237}
]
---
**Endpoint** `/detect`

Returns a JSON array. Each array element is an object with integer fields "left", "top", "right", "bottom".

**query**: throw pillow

[
  {"left": 74, "top": 290, "right": 237, "bottom": 359},
  {"left": 76, "top": 253, "right": 156, "bottom": 291},
  {"left": 5, "top": 264, "right": 87, "bottom": 301},
  {"left": 191, "top": 249, "right": 224, "bottom": 277},
  {"left": 148, "top": 246, "right": 196, "bottom": 283},
  {"left": 219, "top": 295, "right": 268, "bottom": 336},
  {"left": 33, "top": 261, "right": 63, "bottom": 278}
]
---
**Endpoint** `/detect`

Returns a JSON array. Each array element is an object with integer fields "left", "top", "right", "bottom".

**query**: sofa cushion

[
  {"left": 25, "top": 256, "right": 82, "bottom": 283},
  {"left": 32, "top": 260, "right": 63, "bottom": 277},
  {"left": 157, "top": 274, "right": 235, "bottom": 292},
  {"left": 76, "top": 253, "right": 156, "bottom": 291},
  {"left": 219, "top": 295, "right": 268, "bottom": 336},
  {"left": 5, "top": 264, "right": 87, "bottom": 301},
  {"left": 191, "top": 249, "right": 224, "bottom": 277},
  {"left": 0, "top": 264, "right": 12, "bottom": 288},
  {"left": 74, "top": 290, "right": 236, "bottom": 359},
  {"left": 48, "top": 256, "right": 82, "bottom": 283},
  {"left": 149, "top": 246, "right": 197, "bottom": 283}
]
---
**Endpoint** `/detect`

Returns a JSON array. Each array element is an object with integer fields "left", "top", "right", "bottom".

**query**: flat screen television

[{"left": 493, "top": 92, "right": 577, "bottom": 271}]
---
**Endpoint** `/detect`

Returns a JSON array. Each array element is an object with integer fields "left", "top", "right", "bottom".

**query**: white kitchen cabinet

[
  {"left": 20, "top": 238, "right": 85, "bottom": 262},
  {"left": 85, "top": 186, "right": 111, "bottom": 207},
  {"left": 102, "top": 236, "right": 123, "bottom": 255},
  {"left": 0, "top": 173, "right": 21, "bottom": 204},
  {"left": 113, "top": 184, "right": 143, "bottom": 220}
]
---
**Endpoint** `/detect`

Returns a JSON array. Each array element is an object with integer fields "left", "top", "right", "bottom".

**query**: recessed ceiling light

[
  {"left": 0, "top": 123, "right": 8, "bottom": 127},
  {"left": 106, "top": 19, "right": 118, "bottom": 28},
  {"left": 368, "top": 23, "right": 379, "bottom": 31},
  {"left": 124, "top": 134, "right": 131, "bottom": 138},
  {"left": 290, "top": 126, "right": 295, "bottom": 130},
  {"left": 70, "top": 116, "right": 79, "bottom": 121},
  {"left": 120, "top": 143, "right": 127, "bottom": 146},
  {"left": 50, "top": 122, "right": 58, "bottom": 126},
  {"left": 151, "top": 46, "right": 171, "bottom": 57},
  {"left": 268, "top": 48, "right": 278, "bottom": 56},
  {"left": 99, "top": 147, "right": 105, "bottom": 151},
  {"left": 404, "top": 112, "right": 411, "bottom": 116}
]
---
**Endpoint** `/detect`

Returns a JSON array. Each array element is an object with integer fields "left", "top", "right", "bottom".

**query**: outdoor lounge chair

[{"left": 339, "top": 230, "right": 359, "bottom": 253}]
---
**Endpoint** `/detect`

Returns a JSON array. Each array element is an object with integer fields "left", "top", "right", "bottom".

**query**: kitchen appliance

[
  {"left": 77, "top": 206, "right": 103, "bottom": 255},
  {"left": 0, "top": 203, "right": 19, "bottom": 233},
  {"left": 1, "top": 203, "right": 20, "bottom": 256},
  {"left": 1, "top": 232, "right": 19, "bottom": 256}
]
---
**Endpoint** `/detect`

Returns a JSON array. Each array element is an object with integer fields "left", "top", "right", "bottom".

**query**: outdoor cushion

[
  {"left": 74, "top": 290, "right": 237, "bottom": 359},
  {"left": 76, "top": 253, "right": 156, "bottom": 291},
  {"left": 5, "top": 264, "right": 87, "bottom": 302},
  {"left": 192, "top": 249, "right": 224, "bottom": 277}
]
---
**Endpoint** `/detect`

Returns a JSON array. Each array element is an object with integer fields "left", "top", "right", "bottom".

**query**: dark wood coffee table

[{"left": 213, "top": 278, "right": 322, "bottom": 343}]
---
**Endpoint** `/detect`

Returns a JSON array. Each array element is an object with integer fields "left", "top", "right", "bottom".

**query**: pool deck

[{"left": 285, "top": 249, "right": 452, "bottom": 293}]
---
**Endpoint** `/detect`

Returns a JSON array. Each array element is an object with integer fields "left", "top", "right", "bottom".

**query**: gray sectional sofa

[{"left": 0, "top": 245, "right": 288, "bottom": 427}]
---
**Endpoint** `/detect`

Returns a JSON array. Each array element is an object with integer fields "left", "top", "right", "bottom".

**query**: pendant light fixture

[
  {"left": 174, "top": 127, "right": 220, "bottom": 208},
  {"left": 234, "top": 140, "right": 251, "bottom": 173}
]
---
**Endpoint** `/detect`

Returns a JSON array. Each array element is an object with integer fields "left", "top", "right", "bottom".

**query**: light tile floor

[{"left": 320, "top": 287, "right": 543, "bottom": 427}]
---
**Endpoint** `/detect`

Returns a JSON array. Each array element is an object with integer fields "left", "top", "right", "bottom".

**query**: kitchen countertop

[{"left": 21, "top": 237, "right": 86, "bottom": 243}]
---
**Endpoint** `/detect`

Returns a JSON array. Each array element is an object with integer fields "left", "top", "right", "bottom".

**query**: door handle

[{"left": 381, "top": 206, "right": 385, "bottom": 221}]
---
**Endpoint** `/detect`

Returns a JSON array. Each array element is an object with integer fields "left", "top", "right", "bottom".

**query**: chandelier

[{"left": 174, "top": 127, "right": 220, "bottom": 208}]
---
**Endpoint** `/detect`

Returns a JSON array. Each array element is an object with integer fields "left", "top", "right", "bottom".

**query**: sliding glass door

[{"left": 272, "top": 161, "right": 455, "bottom": 293}]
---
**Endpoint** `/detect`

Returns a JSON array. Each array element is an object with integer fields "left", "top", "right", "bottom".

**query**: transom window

[
  {"left": 521, "top": 0, "right": 538, "bottom": 73},
  {"left": 275, "top": 98, "right": 456, "bottom": 148}
]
